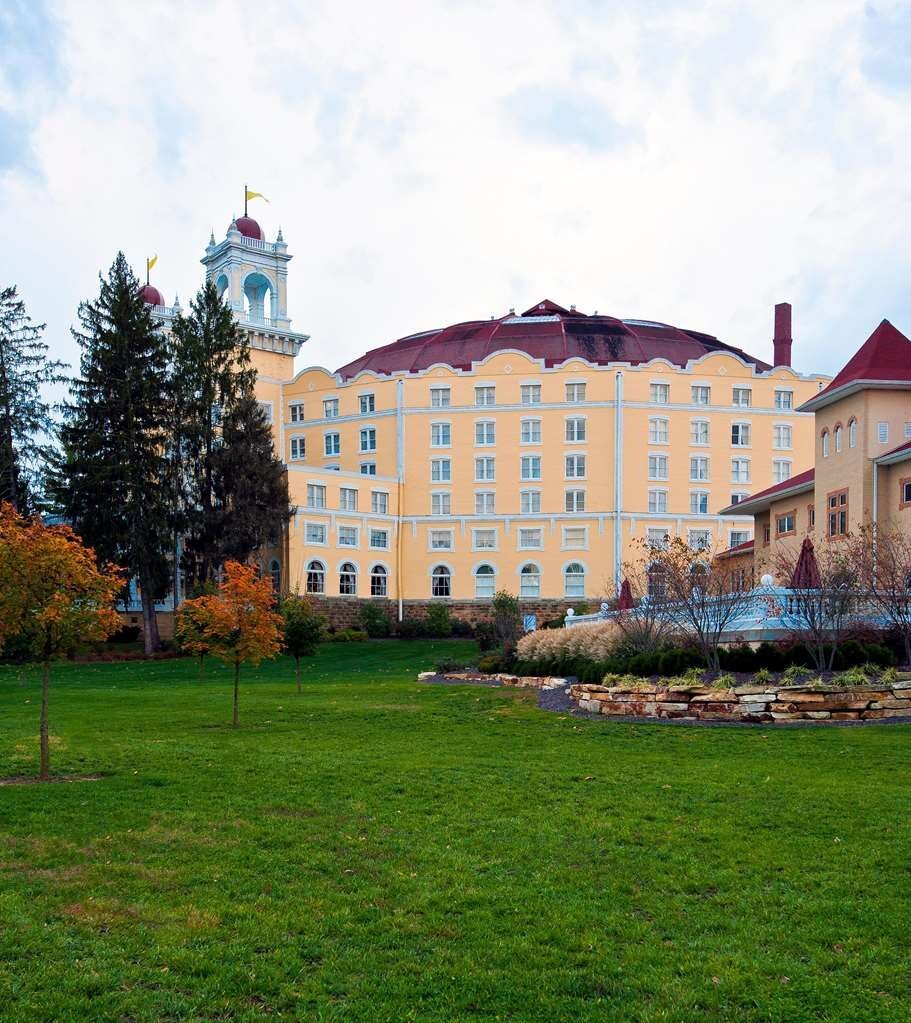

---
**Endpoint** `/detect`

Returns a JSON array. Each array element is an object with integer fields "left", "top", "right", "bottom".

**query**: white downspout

[
  {"left": 395, "top": 379, "right": 405, "bottom": 623},
  {"left": 614, "top": 371, "right": 624, "bottom": 595}
]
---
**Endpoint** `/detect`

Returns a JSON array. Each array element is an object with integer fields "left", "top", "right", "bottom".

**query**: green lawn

[{"left": 1, "top": 640, "right": 909, "bottom": 1022}]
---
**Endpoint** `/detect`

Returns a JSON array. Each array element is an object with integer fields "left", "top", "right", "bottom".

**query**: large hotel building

[{"left": 144, "top": 211, "right": 828, "bottom": 618}]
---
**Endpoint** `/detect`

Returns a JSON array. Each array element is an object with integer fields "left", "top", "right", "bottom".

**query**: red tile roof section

[
  {"left": 876, "top": 438, "right": 911, "bottom": 463},
  {"left": 719, "top": 467, "right": 815, "bottom": 516},
  {"left": 717, "top": 538, "right": 754, "bottom": 559},
  {"left": 335, "top": 299, "right": 771, "bottom": 379},
  {"left": 800, "top": 320, "right": 911, "bottom": 410}
]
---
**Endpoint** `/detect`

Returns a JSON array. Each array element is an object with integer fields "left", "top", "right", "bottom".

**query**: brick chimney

[{"left": 773, "top": 302, "right": 792, "bottom": 367}]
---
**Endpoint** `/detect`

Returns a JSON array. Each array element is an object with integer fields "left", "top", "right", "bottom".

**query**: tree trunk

[
  {"left": 139, "top": 571, "right": 162, "bottom": 656},
  {"left": 39, "top": 661, "right": 50, "bottom": 781},
  {"left": 233, "top": 660, "right": 240, "bottom": 727},
  {"left": 296, "top": 656, "right": 301, "bottom": 694}
]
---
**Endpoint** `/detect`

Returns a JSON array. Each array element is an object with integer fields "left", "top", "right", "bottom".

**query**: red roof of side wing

[{"left": 799, "top": 320, "right": 911, "bottom": 411}]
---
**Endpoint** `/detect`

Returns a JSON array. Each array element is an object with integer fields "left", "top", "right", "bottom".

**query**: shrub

[
  {"left": 572, "top": 601, "right": 591, "bottom": 616},
  {"left": 780, "top": 664, "right": 811, "bottom": 684},
  {"left": 711, "top": 672, "right": 736, "bottom": 690},
  {"left": 436, "top": 659, "right": 473, "bottom": 673},
  {"left": 396, "top": 618, "right": 427, "bottom": 640},
  {"left": 833, "top": 666, "right": 870, "bottom": 688},
  {"left": 516, "top": 621, "right": 623, "bottom": 669},
  {"left": 331, "top": 628, "right": 368, "bottom": 643},
  {"left": 475, "top": 621, "right": 498, "bottom": 651},
  {"left": 359, "top": 603, "right": 391, "bottom": 638},
  {"left": 657, "top": 648, "right": 702, "bottom": 677},
  {"left": 425, "top": 603, "right": 452, "bottom": 638},
  {"left": 880, "top": 666, "right": 900, "bottom": 686},
  {"left": 720, "top": 644, "right": 757, "bottom": 672},
  {"left": 834, "top": 639, "right": 866, "bottom": 670},
  {"left": 493, "top": 591, "right": 521, "bottom": 655},
  {"left": 106, "top": 624, "right": 141, "bottom": 645},
  {"left": 477, "top": 653, "right": 507, "bottom": 673},
  {"left": 751, "top": 667, "right": 773, "bottom": 684},
  {"left": 450, "top": 618, "right": 474, "bottom": 638}
]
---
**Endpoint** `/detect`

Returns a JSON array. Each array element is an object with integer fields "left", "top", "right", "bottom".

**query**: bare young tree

[
  {"left": 612, "top": 539, "right": 677, "bottom": 653},
  {"left": 848, "top": 524, "right": 911, "bottom": 666},
  {"left": 774, "top": 540, "right": 857, "bottom": 672}
]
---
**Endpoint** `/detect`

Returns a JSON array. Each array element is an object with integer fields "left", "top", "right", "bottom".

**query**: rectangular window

[
  {"left": 689, "top": 529, "right": 711, "bottom": 551},
  {"left": 475, "top": 491, "right": 495, "bottom": 515},
  {"left": 429, "top": 529, "right": 453, "bottom": 551},
  {"left": 323, "top": 398, "right": 339, "bottom": 419},
  {"left": 691, "top": 385, "right": 710, "bottom": 406},
  {"left": 562, "top": 526, "right": 587, "bottom": 549},
  {"left": 520, "top": 383, "right": 542, "bottom": 405},
  {"left": 773, "top": 459, "right": 791, "bottom": 484},
  {"left": 360, "top": 461, "right": 377, "bottom": 475},
  {"left": 305, "top": 522, "right": 326, "bottom": 544},
  {"left": 289, "top": 402, "right": 305, "bottom": 423},
  {"left": 763, "top": 524, "right": 771, "bottom": 545},
  {"left": 731, "top": 458, "right": 751, "bottom": 483},
  {"left": 565, "top": 417, "right": 587, "bottom": 442},
  {"left": 732, "top": 387, "right": 752, "bottom": 408},
  {"left": 472, "top": 528, "right": 497, "bottom": 550},
  {"left": 773, "top": 424, "right": 792, "bottom": 449},
  {"left": 808, "top": 504, "right": 816, "bottom": 530},
  {"left": 648, "top": 489, "right": 667, "bottom": 514},
  {"left": 359, "top": 427, "right": 376, "bottom": 452},
  {"left": 324, "top": 432, "right": 340, "bottom": 456},
  {"left": 369, "top": 529, "right": 388, "bottom": 549},
  {"left": 307, "top": 484, "right": 326, "bottom": 509},
  {"left": 430, "top": 386, "right": 450, "bottom": 408},
  {"left": 258, "top": 401, "right": 273, "bottom": 424},
  {"left": 690, "top": 420, "right": 710, "bottom": 445},
  {"left": 290, "top": 437, "right": 305, "bottom": 460},
  {"left": 338, "top": 526, "right": 358, "bottom": 547},
  {"left": 518, "top": 528, "right": 543, "bottom": 549},
  {"left": 565, "top": 454, "right": 586, "bottom": 479},
  {"left": 648, "top": 454, "right": 669, "bottom": 480},
  {"left": 520, "top": 490, "right": 541, "bottom": 514},
  {"left": 566, "top": 382, "right": 586, "bottom": 403},
  {"left": 431, "top": 458, "right": 451, "bottom": 483},
  {"left": 475, "top": 456, "right": 495, "bottom": 481},
  {"left": 827, "top": 489, "right": 849, "bottom": 537},
  {"left": 648, "top": 418, "right": 669, "bottom": 444},
  {"left": 521, "top": 455, "right": 542, "bottom": 480},
  {"left": 731, "top": 423, "right": 751, "bottom": 447},
  {"left": 565, "top": 488, "right": 585, "bottom": 512},
  {"left": 690, "top": 456, "right": 709, "bottom": 481},
  {"left": 520, "top": 418, "right": 541, "bottom": 444},
  {"left": 359, "top": 393, "right": 375, "bottom": 414},
  {"left": 905, "top": 423, "right": 911, "bottom": 440},
  {"left": 650, "top": 382, "right": 670, "bottom": 404},
  {"left": 730, "top": 492, "right": 749, "bottom": 506},
  {"left": 647, "top": 528, "right": 669, "bottom": 549},
  {"left": 431, "top": 422, "right": 451, "bottom": 447},
  {"left": 774, "top": 390, "right": 793, "bottom": 410},
  {"left": 475, "top": 421, "right": 496, "bottom": 446},
  {"left": 776, "top": 511, "right": 795, "bottom": 536},
  {"left": 690, "top": 491, "right": 709, "bottom": 515},
  {"left": 878, "top": 422, "right": 889, "bottom": 443},
  {"left": 431, "top": 492, "right": 451, "bottom": 516},
  {"left": 371, "top": 491, "right": 388, "bottom": 514},
  {"left": 339, "top": 487, "right": 358, "bottom": 512},
  {"left": 729, "top": 529, "right": 751, "bottom": 547},
  {"left": 475, "top": 385, "right": 496, "bottom": 406}
]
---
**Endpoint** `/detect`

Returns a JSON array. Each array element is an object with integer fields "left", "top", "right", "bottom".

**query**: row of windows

[
  {"left": 429, "top": 488, "right": 590, "bottom": 516},
  {"left": 820, "top": 419, "right": 911, "bottom": 455},
  {"left": 647, "top": 418, "right": 792, "bottom": 449},
  {"left": 427, "top": 454, "right": 587, "bottom": 483},
  {"left": 287, "top": 384, "right": 797, "bottom": 423},
  {"left": 646, "top": 454, "right": 791, "bottom": 485},
  {"left": 302, "top": 522, "right": 391, "bottom": 549},
  {"left": 305, "top": 484, "right": 389, "bottom": 513}
]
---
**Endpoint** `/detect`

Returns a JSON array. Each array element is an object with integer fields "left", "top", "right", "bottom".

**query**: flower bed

[{"left": 419, "top": 671, "right": 568, "bottom": 690}]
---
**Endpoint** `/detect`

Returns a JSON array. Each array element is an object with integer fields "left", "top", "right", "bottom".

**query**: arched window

[
  {"left": 821, "top": 430, "right": 829, "bottom": 457},
  {"left": 647, "top": 562, "right": 667, "bottom": 600},
  {"left": 243, "top": 271, "right": 274, "bottom": 324},
  {"left": 339, "top": 562, "right": 357, "bottom": 596},
  {"left": 834, "top": 425, "right": 843, "bottom": 453},
  {"left": 519, "top": 563, "right": 540, "bottom": 598},
  {"left": 564, "top": 562, "right": 585, "bottom": 598},
  {"left": 269, "top": 559, "right": 281, "bottom": 594},
  {"left": 849, "top": 418, "right": 858, "bottom": 448},
  {"left": 474, "top": 564, "right": 495, "bottom": 598},
  {"left": 370, "top": 564, "right": 387, "bottom": 597},
  {"left": 306, "top": 560, "right": 325, "bottom": 595},
  {"left": 431, "top": 565, "right": 451, "bottom": 598}
]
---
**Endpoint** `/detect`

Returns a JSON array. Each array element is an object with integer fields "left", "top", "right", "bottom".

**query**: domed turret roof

[
  {"left": 138, "top": 283, "right": 165, "bottom": 306},
  {"left": 234, "top": 215, "right": 264, "bottom": 240},
  {"left": 335, "top": 299, "right": 769, "bottom": 380}
]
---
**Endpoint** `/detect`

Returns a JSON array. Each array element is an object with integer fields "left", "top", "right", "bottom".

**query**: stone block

[
  {"left": 741, "top": 702, "right": 770, "bottom": 713},
  {"left": 694, "top": 702, "right": 738, "bottom": 714},
  {"left": 831, "top": 711, "right": 862, "bottom": 720},
  {"left": 737, "top": 692, "right": 775, "bottom": 702},
  {"left": 771, "top": 711, "right": 803, "bottom": 720},
  {"left": 883, "top": 707, "right": 911, "bottom": 718},
  {"left": 804, "top": 711, "right": 831, "bottom": 719},
  {"left": 656, "top": 701, "right": 691, "bottom": 711},
  {"left": 741, "top": 712, "right": 773, "bottom": 723},
  {"left": 786, "top": 692, "right": 826, "bottom": 704},
  {"left": 690, "top": 692, "right": 735, "bottom": 704},
  {"left": 861, "top": 709, "right": 885, "bottom": 719},
  {"left": 879, "top": 697, "right": 911, "bottom": 709},
  {"left": 733, "top": 684, "right": 777, "bottom": 696},
  {"left": 771, "top": 702, "right": 798, "bottom": 713},
  {"left": 577, "top": 700, "right": 601, "bottom": 713}
]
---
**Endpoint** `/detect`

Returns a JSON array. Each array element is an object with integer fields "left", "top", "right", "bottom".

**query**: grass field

[{"left": 1, "top": 640, "right": 909, "bottom": 1022}]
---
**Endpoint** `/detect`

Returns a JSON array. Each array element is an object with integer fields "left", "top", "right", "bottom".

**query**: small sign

[{"left": 523, "top": 614, "right": 537, "bottom": 633}]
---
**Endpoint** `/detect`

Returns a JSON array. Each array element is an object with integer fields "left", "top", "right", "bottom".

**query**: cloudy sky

[{"left": 1, "top": 0, "right": 910, "bottom": 378}]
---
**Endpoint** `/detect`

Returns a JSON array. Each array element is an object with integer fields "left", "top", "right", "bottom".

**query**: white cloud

[{"left": 1, "top": 0, "right": 910, "bottom": 379}]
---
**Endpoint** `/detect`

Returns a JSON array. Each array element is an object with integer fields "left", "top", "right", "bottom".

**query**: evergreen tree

[
  {"left": 214, "top": 390, "right": 290, "bottom": 565},
  {"left": 170, "top": 280, "right": 255, "bottom": 588},
  {"left": 0, "top": 286, "right": 68, "bottom": 512},
  {"left": 49, "top": 253, "right": 172, "bottom": 654}
]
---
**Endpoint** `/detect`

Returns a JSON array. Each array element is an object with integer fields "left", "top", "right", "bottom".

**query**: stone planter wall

[
  {"left": 571, "top": 680, "right": 911, "bottom": 723},
  {"left": 420, "top": 671, "right": 568, "bottom": 690}
]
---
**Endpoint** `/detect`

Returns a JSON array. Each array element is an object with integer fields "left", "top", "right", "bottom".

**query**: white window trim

[
  {"left": 471, "top": 528, "right": 499, "bottom": 552},
  {"left": 427, "top": 528, "right": 455, "bottom": 553},
  {"left": 430, "top": 421, "right": 452, "bottom": 448},
  {"left": 474, "top": 418, "right": 496, "bottom": 446},
  {"left": 337, "top": 525, "right": 360, "bottom": 548},
  {"left": 564, "top": 415, "right": 588, "bottom": 444},
  {"left": 368, "top": 529, "right": 390, "bottom": 550},
  {"left": 474, "top": 456, "right": 496, "bottom": 482},
  {"left": 304, "top": 522, "right": 327, "bottom": 546},
  {"left": 561, "top": 525, "right": 589, "bottom": 551},
  {"left": 648, "top": 452, "right": 669, "bottom": 481},
  {"left": 520, "top": 417, "right": 543, "bottom": 445},
  {"left": 730, "top": 420, "right": 752, "bottom": 448}
]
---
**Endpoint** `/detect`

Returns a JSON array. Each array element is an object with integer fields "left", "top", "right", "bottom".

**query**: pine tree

[
  {"left": 214, "top": 390, "right": 290, "bottom": 565},
  {"left": 49, "top": 253, "right": 172, "bottom": 654},
  {"left": 0, "top": 286, "right": 68, "bottom": 512},
  {"left": 170, "top": 280, "right": 255, "bottom": 589}
]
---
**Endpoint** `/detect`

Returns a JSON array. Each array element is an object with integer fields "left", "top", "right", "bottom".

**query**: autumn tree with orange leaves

[
  {"left": 0, "top": 502, "right": 122, "bottom": 780},
  {"left": 175, "top": 560, "right": 282, "bottom": 726}
]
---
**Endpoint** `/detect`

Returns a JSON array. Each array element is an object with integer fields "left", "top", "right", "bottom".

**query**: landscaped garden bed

[{"left": 419, "top": 669, "right": 568, "bottom": 690}]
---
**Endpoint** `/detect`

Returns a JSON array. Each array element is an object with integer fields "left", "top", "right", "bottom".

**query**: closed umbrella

[
  {"left": 790, "top": 536, "right": 822, "bottom": 589},
  {"left": 617, "top": 578, "right": 634, "bottom": 610}
]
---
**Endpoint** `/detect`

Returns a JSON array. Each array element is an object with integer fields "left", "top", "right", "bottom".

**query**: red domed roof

[
  {"left": 234, "top": 215, "right": 265, "bottom": 240},
  {"left": 335, "top": 299, "right": 770, "bottom": 380},
  {"left": 138, "top": 283, "right": 165, "bottom": 306}
]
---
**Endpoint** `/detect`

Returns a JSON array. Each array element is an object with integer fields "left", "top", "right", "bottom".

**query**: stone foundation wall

[
  {"left": 571, "top": 680, "right": 911, "bottom": 723},
  {"left": 298, "top": 598, "right": 577, "bottom": 632}
]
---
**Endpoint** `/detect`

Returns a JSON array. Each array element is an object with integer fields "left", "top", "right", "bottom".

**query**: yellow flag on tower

[
  {"left": 245, "top": 189, "right": 269, "bottom": 203},
  {"left": 147, "top": 254, "right": 158, "bottom": 272}
]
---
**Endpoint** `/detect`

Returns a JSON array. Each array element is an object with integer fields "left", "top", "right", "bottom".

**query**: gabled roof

[
  {"left": 799, "top": 320, "right": 911, "bottom": 412},
  {"left": 876, "top": 438, "right": 911, "bottom": 466},
  {"left": 716, "top": 538, "right": 754, "bottom": 560},
  {"left": 335, "top": 299, "right": 772, "bottom": 379},
  {"left": 719, "top": 467, "right": 815, "bottom": 517}
]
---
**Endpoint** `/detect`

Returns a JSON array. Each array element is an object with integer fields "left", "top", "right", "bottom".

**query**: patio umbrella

[
  {"left": 617, "top": 578, "right": 634, "bottom": 610},
  {"left": 790, "top": 536, "right": 822, "bottom": 589}
]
